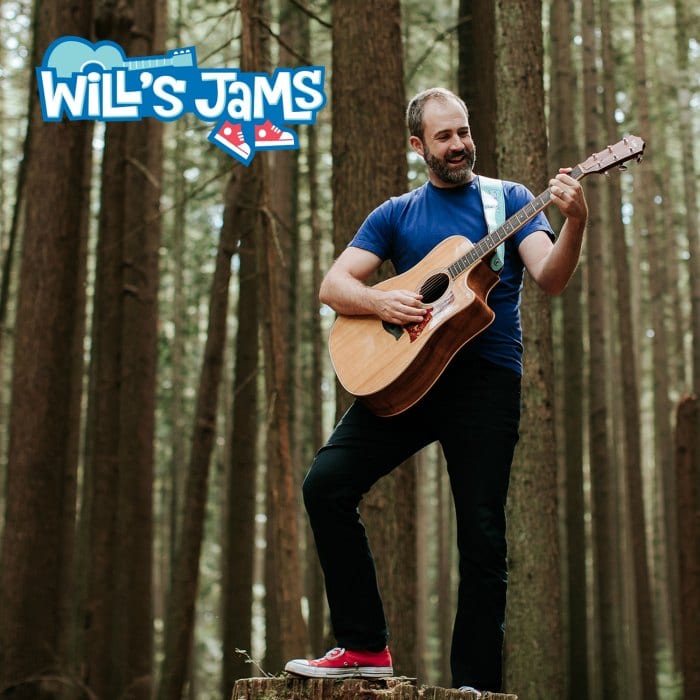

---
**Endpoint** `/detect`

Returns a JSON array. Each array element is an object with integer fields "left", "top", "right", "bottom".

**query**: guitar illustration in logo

[{"left": 42, "top": 36, "right": 196, "bottom": 77}]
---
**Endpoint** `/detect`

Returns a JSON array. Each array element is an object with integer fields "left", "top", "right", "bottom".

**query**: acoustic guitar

[{"left": 328, "top": 136, "right": 645, "bottom": 417}]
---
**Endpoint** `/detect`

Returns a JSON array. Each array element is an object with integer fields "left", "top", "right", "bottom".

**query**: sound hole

[{"left": 419, "top": 273, "right": 450, "bottom": 304}]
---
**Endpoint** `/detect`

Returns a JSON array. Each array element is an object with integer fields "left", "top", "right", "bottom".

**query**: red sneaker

[
  {"left": 254, "top": 120, "right": 297, "bottom": 149},
  {"left": 284, "top": 646, "right": 393, "bottom": 678},
  {"left": 210, "top": 121, "right": 251, "bottom": 161}
]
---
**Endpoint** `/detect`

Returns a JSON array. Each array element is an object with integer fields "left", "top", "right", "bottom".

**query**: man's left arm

[{"left": 518, "top": 170, "right": 588, "bottom": 296}]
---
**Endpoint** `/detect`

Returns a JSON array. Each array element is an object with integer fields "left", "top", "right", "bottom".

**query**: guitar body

[{"left": 329, "top": 235, "right": 500, "bottom": 417}]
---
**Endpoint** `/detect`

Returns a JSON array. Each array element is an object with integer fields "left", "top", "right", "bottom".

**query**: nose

[
  {"left": 449, "top": 133, "right": 464, "bottom": 151},
  {"left": 448, "top": 133, "right": 464, "bottom": 150}
]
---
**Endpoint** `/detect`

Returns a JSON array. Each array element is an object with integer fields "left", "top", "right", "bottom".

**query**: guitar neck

[{"left": 448, "top": 165, "right": 585, "bottom": 278}]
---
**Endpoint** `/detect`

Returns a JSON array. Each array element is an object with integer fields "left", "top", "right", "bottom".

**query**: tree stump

[{"left": 232, "top": 676, "right": 518, "bottom": 700}]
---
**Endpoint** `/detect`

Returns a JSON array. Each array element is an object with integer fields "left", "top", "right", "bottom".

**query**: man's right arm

[{"left": 319, "top": 246, "right": 426, "bottom": 325}]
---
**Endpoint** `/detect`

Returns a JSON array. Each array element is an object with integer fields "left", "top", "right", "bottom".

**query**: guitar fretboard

[{"left": 447, "top": 164, "right": 584, "bottom": 278}]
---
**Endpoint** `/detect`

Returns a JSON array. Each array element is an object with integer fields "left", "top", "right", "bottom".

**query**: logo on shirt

[{"left": 36, "top": 36, "right": 327, "bottom": 165}]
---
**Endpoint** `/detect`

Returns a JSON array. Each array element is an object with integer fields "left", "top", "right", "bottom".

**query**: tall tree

[
  {"left": 157, "top": 163, "right": 252, "bottom": 700},
  {"left": 0, "top": 1, "right": 93, "bottom": 696},
  {"left": 672, "top": 0, "right": 700, "bottom": 394},
  {"left": 581, "top": 1, "right": 625, "bottom": 696},
  {"left": 495, "top": 1, "right": 564, "bottom": 697},
  {"left": 674, "top": 396, "right": 700, "bottom": 700},
  {"left": 304, "top": 111, "right": 328, "bottom": 659},
  {"left": 547, "top": 3, "right": 588, "bottom": 699},
  {"left": 81, "top": 2, "right": 165, "bottom": 697},
  {"left": 259, "top": 0, "right": 309, "bottom": 673},
  {"left": 457, "top": 0, "right": 496, "bottom": 177},
  {"left": 331, "top": 0, "right": 413, "bottom": 676},
  {"left": 609, "top": 1, "right": 659, "bottom": 696},
  {"left": 221, "top": 166, "right": 261, "bottom": 691},
  {"left": 238, "top": 0, "right": 309, "bottom": 672},
  {"left": 271, "top": 0, "right": 304, "bottom": 480}
]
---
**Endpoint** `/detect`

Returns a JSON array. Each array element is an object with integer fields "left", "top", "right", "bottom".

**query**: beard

[{"left": 424, "top": 142, "right": 476, "bottom": 186}]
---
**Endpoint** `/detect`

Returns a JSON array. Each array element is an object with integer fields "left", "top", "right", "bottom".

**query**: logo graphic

[{"left": 36, "top": 36, "right": 326, "bottom": 165}]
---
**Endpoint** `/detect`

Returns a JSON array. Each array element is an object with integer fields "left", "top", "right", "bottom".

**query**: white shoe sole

[{"left": 284, "top": 660, "right": 393, "bottom": 679}]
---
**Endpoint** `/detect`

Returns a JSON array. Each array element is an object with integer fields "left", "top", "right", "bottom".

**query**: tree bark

[
  {"left": 221, "top": 167, "right": 261, "bottom": 692},
  {"left": 0, "top": 1, "right": 93, "bottom": 696},
  {"left": 580, "top": 1, "right": 623, "bottom": 696},
  {"left": 330, "top": 0, "right": 414, "bottom": 676},
  {"left": 672, "top": 0, "right": 700, "bottom": 395},
  {"left": 81, "top": 2, "right": 165, "bottom": 697},
  {"left": 305, "top": 108, "right": 328, "bottom": 657},
  {"left": 547, "top": 3, "right": 589, "bottom": 698},
  {"left": 609, "top": 2, "right": 660, "bottom": 696},
  {"left": 674, "top": 396, "right": 700, "bottom": 700},
  {"left": 158, "top": 166, "right": 251, "bottom": 700},
  {"left": 494, "top": 1, "right": 564, "bottom": 697},
  {"left": 457, "top": 0, "right": 497, "bottom": 178},
  {"left": 232, "top": 676, "right": 518, "bottom": 700}
]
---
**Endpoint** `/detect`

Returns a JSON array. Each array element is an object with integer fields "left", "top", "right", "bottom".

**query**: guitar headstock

[{"left": 577, "top": 135, "right": 645, "bottom": 175}]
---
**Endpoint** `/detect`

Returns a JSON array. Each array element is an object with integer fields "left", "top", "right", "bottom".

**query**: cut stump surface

[{"left": 232, "top": 676, "right": 518, "bottom": 700}]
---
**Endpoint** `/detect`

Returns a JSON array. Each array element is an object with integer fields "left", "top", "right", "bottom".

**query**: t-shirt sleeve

[
  {"left": 348, "top": 199, "right": 394, "bottom": 261},
  {"left": 505, "top": 182, "right": 556, "bottom": 246}
]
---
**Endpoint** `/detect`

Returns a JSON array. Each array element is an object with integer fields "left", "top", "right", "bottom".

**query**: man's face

[{"left": 411, "top": 98, "right": 476, "bottom": 187}]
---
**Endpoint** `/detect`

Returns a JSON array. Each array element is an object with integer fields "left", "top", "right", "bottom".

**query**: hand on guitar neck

[{"left": 520, "top": 168, "right": 588, "bottom": 296}]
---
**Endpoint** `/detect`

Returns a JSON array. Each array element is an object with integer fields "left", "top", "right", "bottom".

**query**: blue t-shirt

[{"left": 350, "top": 176, "right": 555, "bottom": 375}]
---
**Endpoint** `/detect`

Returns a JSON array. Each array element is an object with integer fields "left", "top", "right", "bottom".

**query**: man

[{"left": 284, "top": 87, "right": 587, "bottom": 696}]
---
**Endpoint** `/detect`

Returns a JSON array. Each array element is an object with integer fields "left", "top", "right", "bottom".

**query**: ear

[{"left": 409, "top": 135, "right": 424, "bottom": 158}]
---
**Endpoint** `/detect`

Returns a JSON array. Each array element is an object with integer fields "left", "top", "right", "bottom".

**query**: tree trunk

[
  {"left": 232, "top": 677, "right": 518, "bottom": 700},
  {"left": 157, "top": 166, "right": 249, "bottom": 700},
  {"left": 628, "top": 0, "right": 668, "bottom": 700},
  {"left": 0, "top": 2, "right": 93, "bottom": 696},
  {"left": 436, "top": 451, "right": 455, "bottom": 689},
  {"left": 165, "top": 0, "right": 190, "bottom": 610},
  {"left": 261, "top": 1, "right": 309, "bottom": 671},
  {"left": 305, "top": 113, "right": 328, "bottom": 658},
  {"left": 547, "top": 3, "right": 589, "bottom": 698},
  {"left": 81, "top": 2, "right": 165, "bottom": 697},
  {"left": 674, "top": 396, "right": 700, "bottom": 700},
  {"left": 229, "top": 0, "right": 309, "bottom": 672},
  {"left": 581, "top": 1, "right": 623, "bottom": 696},
  {"left": 672, "top": 0, "right": 700, "bottom": 395},
  {"left": 221, "top": 167, "right": 262, "bottom": 692},
  {"left": 457, "top": 0, "right": 497, "bottom": 178},
  {"left": 272, "top": 0, "right": 303, "bottom": 490},
  {"left": 494, "top": 2, "right": 564, "bottom": 698},
  {"left": 330, "top": 0, "right": 413, "bottom": 676}
]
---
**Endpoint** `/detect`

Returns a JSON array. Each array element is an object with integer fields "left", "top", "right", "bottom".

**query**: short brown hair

[{"left": 405, "top": 87, "right": 469, "bottom": 140}]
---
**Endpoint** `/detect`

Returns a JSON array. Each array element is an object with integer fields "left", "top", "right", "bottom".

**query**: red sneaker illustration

[
  {"left": 209, "top": 121, "right": 252, "bottom": 163},
  {"left": 284, "top": 646, "right": 393, "bottom": 679},
  {"left": 254, "top": 120, "right": 297, "bottom": 150}
]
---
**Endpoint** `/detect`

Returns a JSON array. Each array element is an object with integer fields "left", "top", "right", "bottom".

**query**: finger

[
  {"left": 402, "top": 305, "right": 427, "bottom": 319},
  {"left": 555, "top": 172, "right": 580, "bottom": 187},
  {"left": 395, "top": 291, "right": 423, "bottom": 308},
  {"left": 550, "top": 183, "right": 566, "bottom": 199}
]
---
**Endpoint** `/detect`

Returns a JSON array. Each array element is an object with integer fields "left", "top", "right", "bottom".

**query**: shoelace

[{"left": 317, "top": 647, "right": 344, "bottom": 661}]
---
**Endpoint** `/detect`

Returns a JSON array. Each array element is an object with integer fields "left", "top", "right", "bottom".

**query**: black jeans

[{"left": 302, "top": 349, "right": 521, "bottom": 691}]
